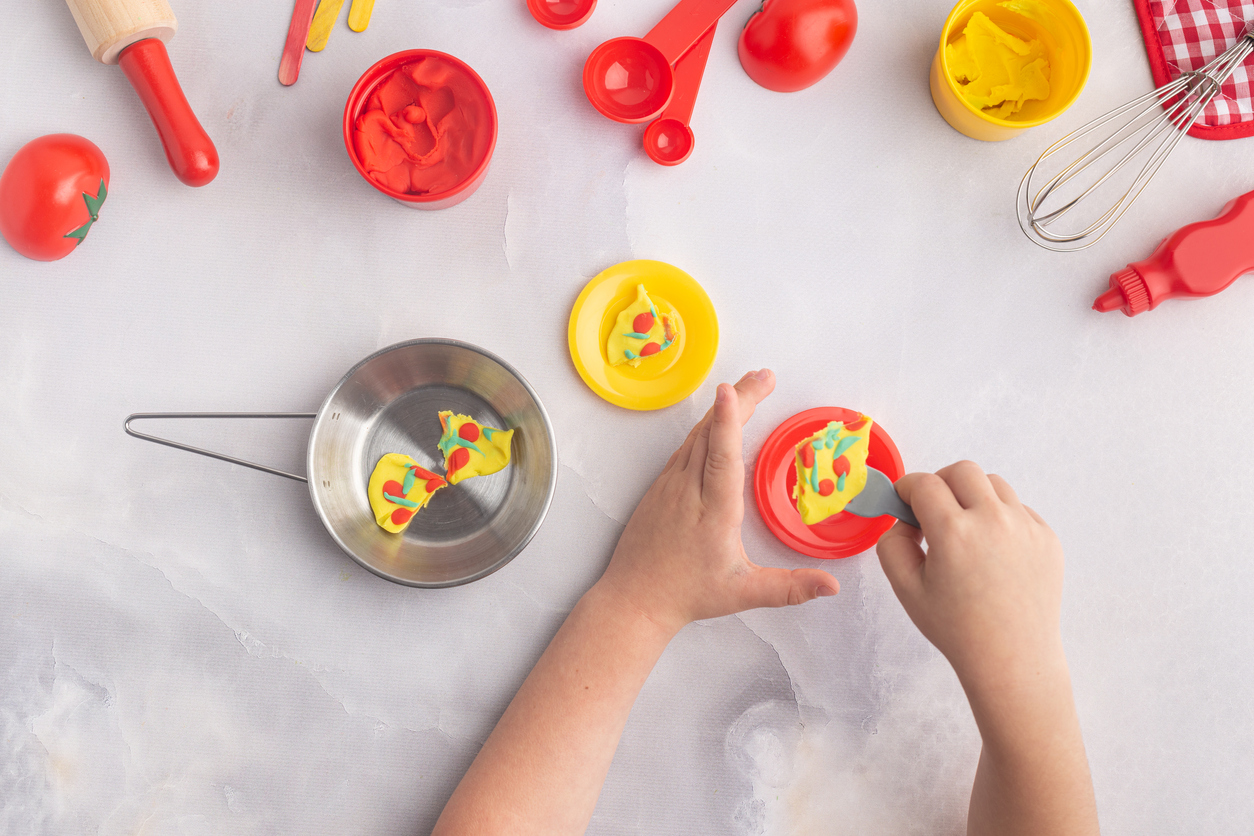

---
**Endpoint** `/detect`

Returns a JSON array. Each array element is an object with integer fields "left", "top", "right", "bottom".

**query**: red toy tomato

[
  {"left": 0, "top": 134, "right": 110, "bottom": 262},
  {"left": 738, "top": 0, "right": 857, "bottom": 93}
]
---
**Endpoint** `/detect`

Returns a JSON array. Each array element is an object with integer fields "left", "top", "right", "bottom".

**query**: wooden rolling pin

[{"left": 65, "top": 0, "right": 219, "bottom": 186}]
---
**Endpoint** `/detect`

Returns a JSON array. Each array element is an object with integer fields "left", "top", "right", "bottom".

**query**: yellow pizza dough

[
  {"left": 438, "top": 411, "right": 514, "bottom": 485},
  {"left": 793, "top": 416, "right": 873, "bottom": 525},
  {"left": 606, "top": 284, "right": 679, "bottom": 368},
  {"left": 368, "top": 453, "right": 447, "bottom": 533}
]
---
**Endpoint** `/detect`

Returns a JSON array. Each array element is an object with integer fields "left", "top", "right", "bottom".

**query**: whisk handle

[{"left": 1094, "top": 190, "right": 1254, "bottom": 316}]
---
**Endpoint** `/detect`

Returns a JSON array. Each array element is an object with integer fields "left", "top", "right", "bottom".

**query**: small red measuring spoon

[
  {"left": 583, "top": 0, "right": 739, "bottom": 123},
  {"left": 528, "top": 0, "right": 595, "bottom": 29},
  {"left": 643, "top": 22, "right": 715, "bottom": 165}
]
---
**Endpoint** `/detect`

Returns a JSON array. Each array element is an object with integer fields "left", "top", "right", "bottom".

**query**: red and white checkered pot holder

[{"left": 1134, "top": 0, "right": 1254, "bottom": 139}]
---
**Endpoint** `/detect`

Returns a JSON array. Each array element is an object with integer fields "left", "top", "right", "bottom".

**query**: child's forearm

[
  {"left": 431, "top": 580, "right": 677, "bottom": 836},
  {"left": 961, "top": 649, "right": 1100, "bottom": 836}
]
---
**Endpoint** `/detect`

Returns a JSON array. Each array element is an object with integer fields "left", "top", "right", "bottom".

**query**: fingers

[
  {"left": 738, "top": 566, "right": 839, "bottom": 610},
  {"left": 685, "top": 369, "right": 775, "bottom": 479},
  {"left": 933, "top": 460, "right": 1000, "bottom": 509},
  {"left": 673, "top": 409, "right": 713, "bottom": 472},
  {"left": 876, "top": 523, "right": 926, "bottom": 602},
  {"left": 986, "top": 474, "right": 1022, "bottom": 507},
  {"left": 701, "top": 384, "right": 744, "bottom": 505},
  {"left": 1022, "top": 503, "right": 1046, "bottom": 525},
  {"left": 894, "top": 472, "right": 961, "bottom": 532}
]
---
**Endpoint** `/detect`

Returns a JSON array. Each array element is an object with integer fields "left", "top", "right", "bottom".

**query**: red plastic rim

[
  {"left": 343, "top": 50, "right": 498, "bottom": 209},
  {"left": 583, "top": 38, "right": 674, "bottom": 124},
  {"left": 753, "top": 407, "right": 905, "bottom": 560},
  {"left": 528, "top": 0, "right": 596, "bottom": 29}
]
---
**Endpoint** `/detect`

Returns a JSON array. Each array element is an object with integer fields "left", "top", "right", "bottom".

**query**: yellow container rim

[{"left": 937, "top": 0, "right": 1093, "bottom": 130}]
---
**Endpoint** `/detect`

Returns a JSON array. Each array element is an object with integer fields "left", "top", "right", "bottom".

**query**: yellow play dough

[
  {"left": 368, "top": 453, "right": 447, "bottom": 533},
  {"left": 606, "top": 284, "right": 679, "bottom": 368},
  {"left": 438, "top": 412, "right": 514, "bottom": 485},
  {"left": 946, "top": 10, "right": 1050, "bottom": 118},
  {"left": 793, "top": 417, "right": 873, "bottom": 526}
]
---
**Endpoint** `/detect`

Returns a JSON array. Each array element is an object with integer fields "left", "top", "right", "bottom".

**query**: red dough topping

[
  {"left": 832, "top": 456, "right": 850, "bottom": 477},
  {"left": 425, "top": 478, "right": 444, "bottom": 493},
  {"left": 391, "top": 508, "right": 414, "bottom": 525},
  {"left": 382, "top": 480, "right": 405, "bottom": 499},
  {"left": 458, "top": 422, "right": 480, "bottom": 442},
  {"left": 801, "top": 446, "right": 815, "bottom": 468},
  {"left": 448, "top": 447, "right": 470, "bottom": 472},
  {"left": 640, "top": 342, "right": 661, "bottom": 356},
  {"left": 844, "top": 418, "right": 868, "bottom": 432},
  {"left": 633, "top": 312, "right": 655, "bottom": 333},
  {"left": 818, "top": 479, "right": 835, "bottom": 496}
]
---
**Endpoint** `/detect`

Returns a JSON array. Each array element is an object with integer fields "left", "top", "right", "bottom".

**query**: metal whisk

[{"left": 1017, "top": 27, "right": 1254, "bottom": 252}]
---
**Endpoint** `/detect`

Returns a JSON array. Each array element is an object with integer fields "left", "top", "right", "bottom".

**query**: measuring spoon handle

[
  {"left": 644, "top": 0, "right": 738, "bottom": 65},
  {"left": 660, "top": 21, "right": 716, "bottom": 123}
]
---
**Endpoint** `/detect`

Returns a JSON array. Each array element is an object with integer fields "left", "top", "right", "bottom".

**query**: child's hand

[
  {"left": 598, "top": 370, "right": 839, "bottom": 635},
  {"left": 876, "top": 462, "right": 1066, "bottom": 692}
]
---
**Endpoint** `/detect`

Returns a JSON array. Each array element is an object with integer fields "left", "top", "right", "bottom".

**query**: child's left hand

[{"left": 598, "top": 369, "right": 840, "bottom": 635}]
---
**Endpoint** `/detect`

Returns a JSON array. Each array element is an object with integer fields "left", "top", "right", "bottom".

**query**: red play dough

[
  {"left": 391, "top": 508, "right": 414, "bottom": 525},
  {"left": 382, "top": 480, "right": 405, "bottom": 498},
  {"left": 352, "top": 57, "right": 494, "bottom": 197},
  {"left": 425, "top": 478, "right": 445, "bottom": 493},
  {"left": 633, "top": 312, "right": 654, "bottom": 333},
  {"left": 832, "top": 456, "right": 850, "bottom": 477},
  {"left": 818, "top": 479, "right": 835, "bottom": 496},
  {"left": 640, "top": 342, "right": 661, "bottom": 356},
  {"left": 448, "top": 447, "right": 470, "bottom": 472},
  {"left": 801, "top": 445, "right": 815, "bottom": 468},
  {"left": 458, "top": 422, "right": 480, "bottom": 442}
]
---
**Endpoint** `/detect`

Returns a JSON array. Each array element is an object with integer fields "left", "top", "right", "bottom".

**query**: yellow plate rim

[{"left": 567, "top": 259, "right": 719, "bottom": 411}]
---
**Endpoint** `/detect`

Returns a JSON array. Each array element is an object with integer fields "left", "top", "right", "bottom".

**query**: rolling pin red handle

[{"left": 118, "top": 38, "right": 219, "bottom": 187}]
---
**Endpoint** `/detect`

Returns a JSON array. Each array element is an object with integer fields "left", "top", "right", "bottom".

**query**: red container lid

[
  {"left": 343, "top": 50, "right": 497, "bottom": 210},
  {"left": 754, "top": 407, "right": 905, "bottom": 559}
]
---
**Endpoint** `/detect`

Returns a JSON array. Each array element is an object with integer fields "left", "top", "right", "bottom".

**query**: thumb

[
  {"left": 737, "top": 566, "right": 840, "bottom": 610},
  {"left": 876, "top": 523, "right": 925, "bottom": 605}
]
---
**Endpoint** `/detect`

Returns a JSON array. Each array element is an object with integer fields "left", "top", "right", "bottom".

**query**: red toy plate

[{"left": 754, "top": 407, "right": 905, "bottom": 560}]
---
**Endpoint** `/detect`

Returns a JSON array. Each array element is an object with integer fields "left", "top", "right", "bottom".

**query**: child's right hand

[{"left": 876, "top": 462, "right": 1067, "bottom": 693}]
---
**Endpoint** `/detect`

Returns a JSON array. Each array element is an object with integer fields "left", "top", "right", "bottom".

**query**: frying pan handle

[{"left": 124, "top": 412, "right": 316, "bottom": 482}]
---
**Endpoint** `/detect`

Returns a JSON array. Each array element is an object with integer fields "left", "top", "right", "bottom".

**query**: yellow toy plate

[{"left": 568, "top": 260, "right": 719, "bottom": 411}]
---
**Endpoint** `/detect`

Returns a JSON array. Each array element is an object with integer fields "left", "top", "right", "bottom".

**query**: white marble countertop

[{"left": 4, "top": 0, "right": 1254, "bottom": 832}]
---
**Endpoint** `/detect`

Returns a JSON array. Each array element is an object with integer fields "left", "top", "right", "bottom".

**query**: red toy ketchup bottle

[{"left": 1093, "top": 190, "right": 1254, "bottom": 317}]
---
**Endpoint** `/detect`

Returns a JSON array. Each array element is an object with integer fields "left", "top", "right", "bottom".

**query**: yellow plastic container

[{"left": 930, "top": 0, "right": 1091, "bottom": 141}]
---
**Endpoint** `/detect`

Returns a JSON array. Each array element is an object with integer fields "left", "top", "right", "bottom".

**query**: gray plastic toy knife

[{"left": 844, "top": 467, "right": 919, "bottom": 528}]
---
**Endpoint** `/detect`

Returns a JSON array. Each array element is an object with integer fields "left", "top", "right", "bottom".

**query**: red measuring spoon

[
  {"left": 528, "top": 0, "right": 596, "bottom": 29},
  {"left": 583, "top": 0, "right": 739, "bottom": 123},
  {"left": 643, "top": 22, "right": 715, "bottom": 165}
]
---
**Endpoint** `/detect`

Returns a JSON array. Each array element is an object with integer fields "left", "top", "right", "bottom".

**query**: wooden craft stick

[
  {"left": 306, "top": 0, "right": 346, "bottom": 52},
  {"left": 348, "top": 0, "right": 375, "bottom": 32},
  {"left": 279, "top": 0, "right": 317, "bottom": 85}
]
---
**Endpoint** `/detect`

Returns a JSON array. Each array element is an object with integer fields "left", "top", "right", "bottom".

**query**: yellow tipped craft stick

[
  {"left": 348, "top": 0, "right": 375, "bottom": 31},
  {"left": 305, "top": 0, "right": 345, "bottom": 51}
]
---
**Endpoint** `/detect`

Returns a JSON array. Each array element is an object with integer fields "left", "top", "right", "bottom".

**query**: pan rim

[{"left": 306, "top": 338, "right": 559, "bottom": 588}]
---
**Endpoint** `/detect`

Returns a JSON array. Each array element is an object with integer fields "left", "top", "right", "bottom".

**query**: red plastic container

[
  {"left": 1093, "top": 189, "right": 1254, "bottom": 316},
  {"left": 343, "top": 50, "right": 497, "bottom": 210},
  {"left": 754, "top": 407, "right": 905, "bottom": 559}
]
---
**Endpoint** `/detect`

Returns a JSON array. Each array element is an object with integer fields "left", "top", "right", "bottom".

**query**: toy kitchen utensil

[
  {"left": 528, "top": 0, "right": 596, "bottom": 30},
  {"left": 754, "top": 407, "right": 906, "bottom": 559},
  {"left": 844, "top": 466, "right": 918, "bottom": 527},
  {"left": 279, "top": 0, "right": 318, "bottom": 85},
  {"left": 125, "top": 339, "right": 558, "bottom": 588},
  {"left": 64, "top": 0, "right": 219, "bottom": 186},
  {"left": 583, "top": 0, "right": 741, "bottom": 123},
  {"left": 1093, "top": 189, "right": 1254, "bottom": 316},
  {"left": 1018, "top": 25, "right": 1254, "bottom": 252},
  {"left": 643, "top": 22, "right": 715, "bottom": 166}
]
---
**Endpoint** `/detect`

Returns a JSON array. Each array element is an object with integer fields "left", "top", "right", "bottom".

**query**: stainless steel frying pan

[{"left": 126, "top": 339, "right": 558, "bottom": 587}]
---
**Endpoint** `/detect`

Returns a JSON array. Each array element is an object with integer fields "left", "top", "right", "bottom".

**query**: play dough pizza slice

[
  {"left": 438, "top": 411, "right": 514, "bottom": 485},
  {"left": 792, "top": 416, "right": 873, "bottom": 525},
  {"left": 606, "top": 284, "right": 679, "bottom": 368},
  {"left": 368, "top": 453, "right": 447, "bottom": 533}
]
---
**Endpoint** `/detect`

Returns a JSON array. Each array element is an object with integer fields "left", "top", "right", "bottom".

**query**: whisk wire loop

[{"left": 1017, "top": 29, "right": 1254, "bottom": 251}]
